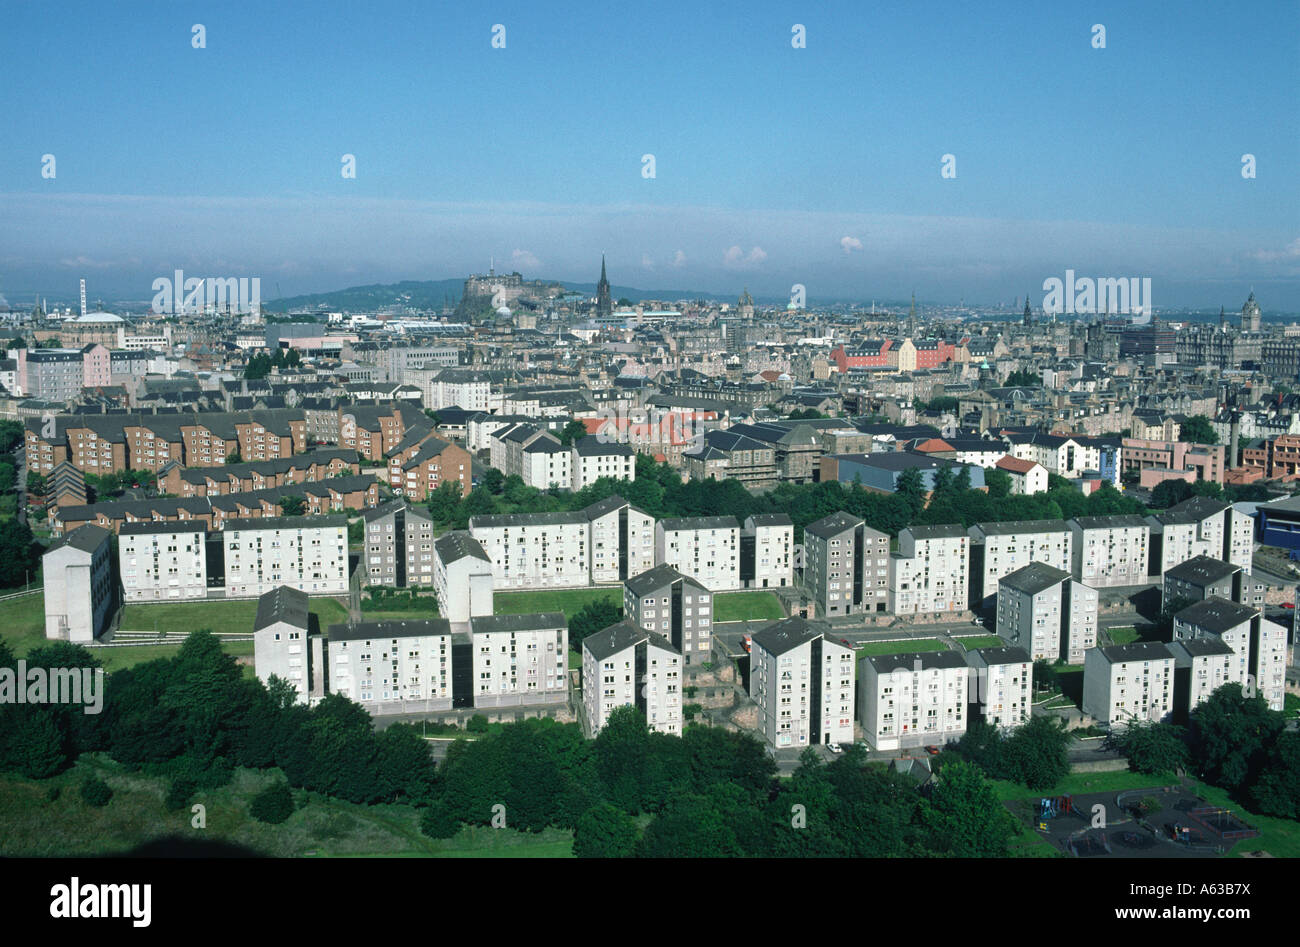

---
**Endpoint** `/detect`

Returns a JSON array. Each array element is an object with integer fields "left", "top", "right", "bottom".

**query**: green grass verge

[
  {"left": 855, "top": 638, "right": 947, "bottom": 656},
  {"left": 1107, "top": 626, "right": 1139, "bottom": 645},
  {"left": 0, "top": 592, "right": 47, "bottom": 657},
  {"left": 712, "top": 591, "right": 785, "bottom": 622},
  {"left": 494, "top": 587, "right": 621, "bottom": 619},
  {"left": 954, "top": 635, "right": 1005, "bottom": 650},
  {"left": 119, "top": 597, "right": 349, "bottom": 635}
]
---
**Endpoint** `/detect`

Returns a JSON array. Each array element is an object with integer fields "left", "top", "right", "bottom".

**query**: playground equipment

[
  {"left": 1037, "top": 794, "right": 1074, "bottom": 821},
  {"left": 1189, "top": 807, "right": 1260, "bottom": 841}
]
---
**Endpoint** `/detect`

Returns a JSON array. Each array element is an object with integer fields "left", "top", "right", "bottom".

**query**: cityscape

[{"left": 0, "top": 0, "right": 1295, "bottom": 920}]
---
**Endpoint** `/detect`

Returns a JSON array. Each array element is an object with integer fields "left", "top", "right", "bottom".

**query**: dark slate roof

[
  {"left": 804, "top": 511, "right": 863, "bottom": 540},
  {"left": 469, "top": 510, "right": 589, "bottom": 529},
  {"left": 45, "top": 523, "right": 111, "bottom": 555},
  {"left": 1167, "top": 496, "right": 1230, "bottom": 520},
  {"left": 971, "top": 519, "right": 1071, "bottom": 537},
  {"left": 328, "top": 619, "right": 452, "bottom": 643},
  {"left": 969, "top": 645, "right": 1032, "bottom": 665},
  {"left": 118, "top": 520, "right": 207, "bottom": 537},
  {"left": 1164, "top": 555, "right": 1239, "bottom": 586},
  {"left": 865, "top": 650, "right": 967, "bottom": 673},
  {"left": 1071, "top": 515, "right": 1149, "bottom": 530},
  {"left": 625, "top": 563, "right": 703, "bottom": 597},
  {"left": 750, "top": 617, "right": 833, "bottom": 656},
  {"left": 434, "top": 531, "right": 490, "bottom": 564},
  {"left": 1096, "top": 641, "right": 1175, "bottom": 664},
  {"left": 999, "top": 561, "right": 1071, "bottom": 595},
  {"left": 746, "top": 513, "right": 793, "bottom": 528},
  {"left": 659, "top": 515, "right": 740, "bottom": 531},
  {"left": 904, "top": 523, "right": 968, "bottom": 540},
  {"left": 254, "top": 585, "right": 310, "bottom": 632},
  {"left": 469, "top": 612, "right": 566, "bottom": 634},
  {"left": 572, "top": 434, "right": 633, "bottom": 457},
  {"left": 1169, "top": 638, "right": 1235, "bottom": 659},
  {"left": 1174, "top": 596, "right": 1258, "bottom": 634},
  {"left": 583, "top": 619, "right": 678, "bottom": 661},
  {"left": 224, "top": 514, "right": 348, "bottom": 532}
]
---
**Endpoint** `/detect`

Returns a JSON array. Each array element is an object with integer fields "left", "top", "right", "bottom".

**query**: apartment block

[
  {"left": 740, "top": 513, "right": 794, "bottom": 590},
  {"left": 802, "top": 511, "right": 890, "bottom": 617},
  {"left": 252, "top": 585, "right": 320, "bottom": 704},
  {"left": 1082, "top": 642, "right": 1176, "bottom": 728},
  {"left": 624, "top": 564, "right": 713, "bottom": 666},
  {"left": 586, "top": 496, "right": 656, "bottom": 584},
  {"left": 582, "top": 620, "right": 682, "bottom": 737},
  {"left": 1167, "top": 638, "right": 1236, "bottom": 722},
  {"left": 889, "top": 524, "right": 969, "bottom": 616},
  {"left": 859, "top": 650, "right": 969, "bottom": 751},
  {"left": 655, "top": 516, "right": 741, "bottom": 591},
  {"left": 469, "top": 510, "right": 591, "bottom": 590},
  {"left": 117, "top": 521, "right": 209, "bottom": 602},
  {"left": 490, "top": 424, "right": 572, "bottom": 490},
  {"left": 1171, "top": 597, "right": 1287, "bottom": 712},
  {"left": 363, "top": 499, "right": 437, "bottom": 588},
  {"left": 571, "top": 435, "right": 636, "bottom": 489},
  {"left": 995, "top": 562, "right": 1098, "bottom": 664},
  {"left": 968, "top": 519, "right": 1073, "bottom": 611},
  {"left": 222, "top": 515, "right": 349, "bottom": 598},
  {"left": 1165, "top": 496, "right": 1255, "bottom": 573},
  {"left": 1163, "top": 555, "right": 1267, "bottom": 610},
  {"left": 432, "top": 531, "right": 495, "bottom": 623},
  {"left": 1069, "top": 515, "right": 1151, "bottom": 588},
  {"left": 42, "top": 524, "right": 115, "bottom": 643},
  {"left": 469, "top": 613, "right": 567, "bottom": 708},
  {"left": 966, "top": 646, "right": 1033, "bottom": 730},
  {"left": 326, "top": 619, "right": 453, "bottom": 714},
  {"left": 749, "top": 617, "right": 854, "bottom": 749}
]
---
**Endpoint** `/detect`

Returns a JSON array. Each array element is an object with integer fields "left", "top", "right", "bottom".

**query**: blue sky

[{"left": 1, "top": 0, "right": 1296, "bottom": 309}]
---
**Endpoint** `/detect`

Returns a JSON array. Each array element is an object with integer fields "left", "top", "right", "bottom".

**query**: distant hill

[{"left": 263, "top": 277, "right": 742, "bottom": 313}]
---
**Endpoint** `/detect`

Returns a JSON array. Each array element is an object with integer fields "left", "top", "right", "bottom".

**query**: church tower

[
  {"left": 1023, "top": 293, "right": 1033, "bottom": 328},
  {"left": 907, "top": 292, "right": 917, "bottom": 338},
  {"left": 1241, "top": 291, "right": 1261, "bottom": 333},
  {"left": 596, "top": 254, "right": 613, "bottom": 318}
]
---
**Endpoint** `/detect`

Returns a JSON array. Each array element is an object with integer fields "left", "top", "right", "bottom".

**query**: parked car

[
  {"left": 971, "top": 617, "right": 985, "bottom": 625},
  {"left": 924, "top": 745, "right": 940, "bottom": 755},
  {"left": 827, "top": 743, "right": 843, "bottom": 754},
  {"left": 839, "top": 637, "right": 852, "bottom": 646}
]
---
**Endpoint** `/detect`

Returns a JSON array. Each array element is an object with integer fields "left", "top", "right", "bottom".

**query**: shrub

[
  {"left": 420, "top": 801, "right": 460, "bottom": 839},
  {"left": 249, "top": 782, "right": 294, "bottom": 824},
  {"left": 80, "top": 776, "right": 113, "bottom": 808},
  {"left": 165, "top": 777, "right": 197, "bottom": 811}
]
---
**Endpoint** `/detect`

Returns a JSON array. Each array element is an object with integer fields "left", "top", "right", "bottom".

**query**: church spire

[{"left": 595, "top": 253, "right": 612, "bottom": 318}]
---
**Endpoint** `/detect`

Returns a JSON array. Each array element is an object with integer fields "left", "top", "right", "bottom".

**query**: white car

[{"left": 826, "top": 743, "right": 843, "bottom": 754}]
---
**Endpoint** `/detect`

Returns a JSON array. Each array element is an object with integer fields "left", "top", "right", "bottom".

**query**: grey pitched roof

[
  {"left": 659, "top": 515, "right": 740, "bottom": 532},
  {"left": 583, "top": 619, "right": 678, "bottom": 661},
  {"left": 254, "top": 585, "right": 310, "bottom": 632},
  {"left": 970, "top": 519, "right": 1071, "bottom": 537},
  {"left": 969, "top": 645, "right": 1032, "bottom": 665},
  {"left": 1164, "top": 555, "right": 1239, "bottom": 586},
  {"left": 327, "top": 619, "right": 452, "bottom": 642},
  {"left": 1174, "top": 596, "right": 1258, "bottom": 634},
  {"left": 750, "top": 616, "right": 832, "bottom": 656},
  {"left": 1096, "top": 641, "right": 1174, "bottom": 664},
  {"left": 1168, "top": 638, "right": 1235, "bottom": 659},
  {"left": 572, "top": 434, "right": 633, "bottom": 457},
  {"left": 45, "top": 523, "right": 111, "bottom": 556},
  {"left": 804, "top": 510, "right": 863, "bottom": 539},
  {"left": 434, "top": 530, "right": 490, "bottom": 564},
  {"left": 625, "top": 563, "right": 704, "bottom": 597},
  {"left": 999, "top": 561, "right": 1071, "bottom": 595},
  {"left": 224, "top": 514, "right": 348, "bottom": 532},
  {"left": 1071, "top": 515, "right": 1150, "bottom": 530},
  {"left": 865, "top": 650, "right": 967, "bottom": 672},
  {"left": 469, "top": 612, "right": 566, "bottom": 634}
]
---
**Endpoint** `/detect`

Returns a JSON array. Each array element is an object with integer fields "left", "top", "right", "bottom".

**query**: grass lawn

[
  {"left": 92, "top": 638, "right": 255, "bottom": 674},
  {"left": 0, "top": 759, "right": 574, "bottom": 858},
  {"left": 568, "top": 650, "right": 582, "bottom": 670},
  {"left": 1107, "top": 626, "right": 1139, "bottom": 645},
  {"left": 712, "top": 591, "right": 785, "bottom": 622},
  {"left": 989, "top": 769, "right": 1175, "bottom": 804},
  {"left": 954, "top": 635, "right": 1005, "bottom": 650},
  {"left": 119, "top": 597, "right": 349, "bottom": 635},
  {"left": 0, "top": 592, "right": 48, "bottom": 657},
  {"left": 1285, "top": 693, "right": 1299, "bottom": 719},
  {"left": 855, "top": 638, "right": 947, "bottom": 656},
  {"left": 494, "top": 587, "right": 621, "bottom": 620}
]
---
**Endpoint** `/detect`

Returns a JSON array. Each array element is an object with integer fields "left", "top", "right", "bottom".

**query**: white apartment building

[
  {"left": 490, "top": 424, "right": 572, "bottom": 490},
  {"left": 469, "top": 612, "right": 567, "bottom": 708},
  {"left": 415, "top": 368, "right": 493, "bottom": 412},
  {"left": 221, "top": 515, "right": 349, "bottom": 598},
  {"left": 741, "top": 514, "right": 794, "bottom": 589},
  {"left": 968, "top": 520, "right": 1074, "bottom": 611},
  {"left": 252, "top": 585, "right": 319, "bottom": 704},
  {"left": 802, "top": 511, "right": 891, "bottom": 617},
  {"left": 749, "top": 617, "right": 855, "bottom": 749},
  {"left": 1171, "top": 597, "right": 1288, "bottom": 712},
  {"left": 1167, "top": 638, "right": 1237, "bottom": 719},
  {"left": 1165, "top": 496, "right": 1255, "bottom": 573},
  {"left": 889, "top": 524, "right": 969, "bottom": 616},
  {"left": 966, "top": 646, "right": 1033, "bottom": 730},
  {"left": 859, "top": 650, "right": 969, "bottom": 751},
  {"left": 362, "top": 500, "right": 436, "bottom": 588},
  {"left": 432, "top": 531, "right": 495, "bottom": 623},
  {"left": 995, "top": 455, "right": 1049, "bottom": 495},
  {"left": 587, "top": 496, "right": 656, "bottom": 584},
  {"left": 42, "top": 524, "right": 115, "bottom": 643},
  {"left": 326, "top": 619, "right": 453, "bottom": 714},
  {"left": 1146, "top": 511, "right": 1213, "bottom": 577},
  {"left": 995, "top": 562, "right": 1098, "bottom": 664},
  {"left": 624, "top": 564, "right": 713, "bottom": 666},
  {"left": 656, "top": 516, "right": 741, "bottom": 591},
  {"left": 1082, "top": 642, "right": 1176, "bottom": 728},
  {"left": 582, "top": 620, "right": 682, "bottom": 737},
  {"left": 469, "top": 510, "right": 591, "bottom": 590},
  {"left": 571, "top": 435, "right": 636, "bottom": 489},
  {"left": 118, "top": 522, "right": 209, "bottom": 602},
  {"left": 1069, "top": 515, "right": 1151, "bottom": 588}
]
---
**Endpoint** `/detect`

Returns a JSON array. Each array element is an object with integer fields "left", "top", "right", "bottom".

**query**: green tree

[
  {"left": 250, "top": 781, "right": 294, "bottom": 823},
  {"left": 278, "top": 495, "right": 307, "bottom": 516},
  {"left": 1004, "top": 370, "right": 1043, "bottom": 387},
  {"left": 0, "top": 519, "right": 40, "bottom": 588},
  {"left": 481, "top": 467, "right": 505, "bottom": 495},
  {"left": 1252, "top": 731, "right": 1300, "bottom": 819},
  {"left": 922, "top": 759, "right": 1019, "bottom": 856},
  {"left": 1, "top": 709, "right": 67, "bottom": 778},
  {"left": 1151, "top": 479, "right": 1194, "bottom": 508},
  {"left": 558, "top": 420, "right": 587, "bottom": 446},
  {"left": 26, "top": 471, "right": 47, "bottom": 497},
  {"left": 1179, "top": 415, "right": 1219, "bottom": 445},
  {"left": 0, "top": 419, "right": 25, "bottom": 454},
  {"left": 999, "top": 716, "right": 1071, "bottom": 790},
  {"left": 984, "top": 466, "right": 1012, "bottom": 499},
  {"left": 568, "top": 598, "right": 623, "bottom": 651},
  {"left": 1110, "top": 720, "right": 1189, "bottom": 776},
  {"left": 419, "top": 800, "right": 461, "bottom": 838},
  {"left": 165, "top": 777, "right": 197, "bottom": 811},
  {"left": 895, "top": 466, "right": 926, "bottom": 515},
  {"left": 1188, "top": 683, "right": 1285, "bottom": 792}
]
